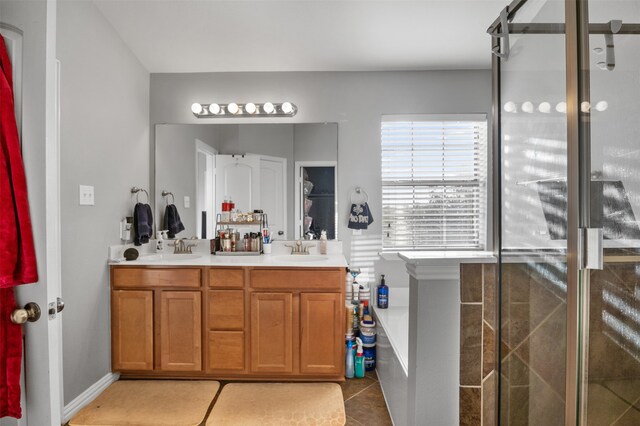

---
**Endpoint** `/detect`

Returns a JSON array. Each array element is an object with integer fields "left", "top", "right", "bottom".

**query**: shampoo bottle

[
  {"left": 377, "top": 274, "right": 389, "bottom": 309},
  {"left": 355, "top": 337, "right": 365, "bottom": 378},
  {"left": 345, "top": 340, "right": 355, "bottom": 379}
]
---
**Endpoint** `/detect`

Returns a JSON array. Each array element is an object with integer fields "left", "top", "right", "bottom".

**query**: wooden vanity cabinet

[
  {"left": 111, "top": 265, "right": 344, "bottom": 380},
  {"left": 111, "top": 267, "right": 203, "bottom": 374}
]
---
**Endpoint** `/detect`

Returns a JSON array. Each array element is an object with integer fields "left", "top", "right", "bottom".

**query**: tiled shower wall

[{"left": 460, "top": 263, "right": 497, "bottom": 426}]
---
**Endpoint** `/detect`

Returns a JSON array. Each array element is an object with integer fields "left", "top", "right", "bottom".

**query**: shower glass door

[
  {"left": 583, "top": 1, "right": 640, "bottom": 423},
  {"left": 499, "top": 1, "right": 569, "bottom": 424}
]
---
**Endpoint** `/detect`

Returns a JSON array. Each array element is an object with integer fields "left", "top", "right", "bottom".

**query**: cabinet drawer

[
  {"left": 208, "top": 268, "right": 244, "bottom": 288},
  {"left": 207, "top": 331, "right": 245, "bottom": 371},
  {"left": 250, "top": 269, "right": 342, "bottom": 291},
  {"left": 112, "top": 268, "right": 201, "bottom": 289},
  {"left": 208, "top": 290, "right": 244, "bottom": 330}
]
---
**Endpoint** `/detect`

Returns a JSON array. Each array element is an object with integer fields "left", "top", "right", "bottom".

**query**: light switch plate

[
  {"left": 79, "top": 185, "right": 95, "bottom": 206},
  {"left": 184, "top": 196, "right": 190, "bottom": 208}
]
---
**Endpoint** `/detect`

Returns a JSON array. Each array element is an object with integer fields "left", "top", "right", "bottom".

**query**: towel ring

[
  {"left": 350, "top": 187, "right": 368, "bottom": 205},
  {"left": 162, "top": 190, "right": 175, "bottom": 205},
  {"left": 131, "top": 187, "right": 149, "bottom": 203}
]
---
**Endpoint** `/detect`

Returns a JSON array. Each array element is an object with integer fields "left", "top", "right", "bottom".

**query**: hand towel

[
  {"left": 348, "top": 202, "right": 374, "bottom": 230},
  {"left": 163, "top": 204, "right": 185, "bottom": 239},
  {"left": 133, "top": 203, "right": 153, "bottom": 246},
  {"left": 0, "top": 34, "right": 38, "bottom": 419}
]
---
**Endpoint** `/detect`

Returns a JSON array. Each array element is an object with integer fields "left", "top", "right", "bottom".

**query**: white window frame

[{"left": 381, "top": 114, "right": 488, "bottom": 252}]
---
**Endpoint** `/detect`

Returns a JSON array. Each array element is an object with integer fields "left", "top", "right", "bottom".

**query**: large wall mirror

[{"left": 155, "top": 123, "right": 338, "bottom": 240}]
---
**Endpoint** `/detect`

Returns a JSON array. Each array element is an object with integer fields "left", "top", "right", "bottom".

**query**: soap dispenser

[
  {"left": 156, "top": 230, "right": 166, "bottom": 253},
  {"left": 319, "top": 230, "right": 328, "bottom": 255}
]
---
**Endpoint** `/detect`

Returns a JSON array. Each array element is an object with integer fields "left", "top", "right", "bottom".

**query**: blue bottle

[
  {"left": 377, "top": 274, "right": 389, "bottom": 309},
  {"left": 345, "top": 340, "right": 355, "bottom": 378}
]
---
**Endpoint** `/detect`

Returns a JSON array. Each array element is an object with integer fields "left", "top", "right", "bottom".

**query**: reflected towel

[
  {"left": 164, "top": 204, "right": 185, "bottom": 239},
  {"left": 133, "top": 203, "right": 153, "bottom": 246}
]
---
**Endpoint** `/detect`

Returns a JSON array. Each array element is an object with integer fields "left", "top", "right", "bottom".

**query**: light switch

[
  {"left": 184, "top": 196, "right": 190, "bottom": 208},
  {"left": 79, "top": 185, "right": 95, "bottom": 206}
]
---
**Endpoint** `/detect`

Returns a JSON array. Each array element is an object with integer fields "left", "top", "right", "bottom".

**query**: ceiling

[{"left": 93, "top": 0, "right": 506, "bottom": 73}]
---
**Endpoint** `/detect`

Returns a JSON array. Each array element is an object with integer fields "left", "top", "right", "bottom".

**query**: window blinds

[{"left": 381, "top": 118, "right": 488, "bottom": 251}]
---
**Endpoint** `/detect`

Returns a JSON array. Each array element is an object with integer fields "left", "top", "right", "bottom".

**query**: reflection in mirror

[{"left": 155, "top": 123, "right": 338, "bottom": 240}]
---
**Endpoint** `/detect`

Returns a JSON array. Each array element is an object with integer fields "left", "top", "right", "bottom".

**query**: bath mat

[
  {"left": 69, "top": 380, "right": 220, "bottom": 426},
  {"left": 207, "top": 382, "right": 345, "bottom": 426}
]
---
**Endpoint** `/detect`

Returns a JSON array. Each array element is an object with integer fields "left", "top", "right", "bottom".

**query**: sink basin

[
  {"left": 138, "top": 253, "right": 202, "bottom": 262},
  {"left": 272, "top": 255, "right": 329, "bottom": 263}
]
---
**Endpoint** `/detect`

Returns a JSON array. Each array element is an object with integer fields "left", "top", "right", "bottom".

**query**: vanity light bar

[{"left": 191, "top": 102, "right": 298, "bottom": 118}]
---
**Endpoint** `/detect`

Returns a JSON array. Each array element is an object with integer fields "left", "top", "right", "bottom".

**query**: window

[{"left": 381, "top": 115, "right": 488, "bottom": 251}]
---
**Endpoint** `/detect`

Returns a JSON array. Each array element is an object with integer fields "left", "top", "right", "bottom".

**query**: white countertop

[
  {"left": 110, "top": 253, "right": 348, "bottom": 268},
  {"left": 109, "top": 240, "right": 348, "bottom": 268}
]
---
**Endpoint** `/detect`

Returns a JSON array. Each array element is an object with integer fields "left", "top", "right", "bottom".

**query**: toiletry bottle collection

[{"left": 345, "top": 272, "right": 388, "bottom": 378}]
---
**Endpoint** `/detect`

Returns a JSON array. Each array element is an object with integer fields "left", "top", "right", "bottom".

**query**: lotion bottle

[{"left": 319, "top": 230, "right": 328, "bottom": 254}]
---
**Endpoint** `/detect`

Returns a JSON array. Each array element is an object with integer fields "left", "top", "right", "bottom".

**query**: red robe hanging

[{"left": 0, "top": 33, "right": 39, "bottom": 419}]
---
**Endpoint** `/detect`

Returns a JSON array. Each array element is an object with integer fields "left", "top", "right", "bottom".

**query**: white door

[
  {"left": 0, "top": 2, "right": 64, "bottom": 425},
  {"left": 259, "top": 156, "right": 287, "bottom": 239},
  {"left": 195, "top": 140, "right": 216, "bottom": 239},
  {"left": 215, "top": 154, "right": 261, "bottom": 217}
]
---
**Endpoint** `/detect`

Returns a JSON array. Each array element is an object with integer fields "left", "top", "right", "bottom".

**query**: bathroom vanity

[{"left": 109, "top": 253, "right": 347, "bottom": 381}]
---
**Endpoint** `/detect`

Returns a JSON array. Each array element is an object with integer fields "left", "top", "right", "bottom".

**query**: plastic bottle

[
  {"left": 355, "top": 338, "right": 365, "bottom": 378},
  {"left": 156, "top": 230, "right": 165, "bottom": 253},
  {"left": 377, "top": 274, "right": 389, "bottom": 309},
  {"left": 319, "top": 230, "right": 328, "bottom": 254},
  {"left": 345, "top": 340, "right": 355, "bottom": 379}
]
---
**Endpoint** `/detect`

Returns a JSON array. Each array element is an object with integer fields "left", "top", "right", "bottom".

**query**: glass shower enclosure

[{"left": 490, "top": 0, "right": 640, "bottom": 424}]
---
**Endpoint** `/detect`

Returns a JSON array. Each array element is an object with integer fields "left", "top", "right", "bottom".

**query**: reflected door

[{"left": 215, "top": 154, "right": 261, "bottom": 216}]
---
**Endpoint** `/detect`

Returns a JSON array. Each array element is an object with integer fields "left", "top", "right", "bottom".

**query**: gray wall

[
  {"left": 58, "top": 0, "right": 150, "bottom": 404},
  {"left": 150, "top": 71, "right": 492, "bottom": 289}
]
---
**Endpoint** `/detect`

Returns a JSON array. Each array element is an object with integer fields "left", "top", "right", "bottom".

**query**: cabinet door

[
  {"left": 250, "top": 292, "right": 293, "bottom": 373},
  {"left": 160, "top": 291, "right": 202, "bottom": 371},
  {"left": 300, "top": 293, "right": 343, "bottom": 374},
  {"left": 208, "top": 331, "right": 245, "bottom": 371},
  {"left": 112, "top": 290, "right": 154, "bottom": 371},
  {"left": 208, "top": 290, "right": 244, "bottom": 330}
]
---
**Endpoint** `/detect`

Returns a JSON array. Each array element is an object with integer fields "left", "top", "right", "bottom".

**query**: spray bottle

[
  {"left": 345, "top": 340, "right": 355, "bottom": 379},
  {"left": 355, "top": 337, "right": 365, "bottom": 378}
]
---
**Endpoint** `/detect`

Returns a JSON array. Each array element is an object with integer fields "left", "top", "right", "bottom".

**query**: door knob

[
  {"left": 11, "top": 302, "right": 41, "bottom": 324},
  {"left": 278, "top": 231, "right": 284, "bottom": 235}
]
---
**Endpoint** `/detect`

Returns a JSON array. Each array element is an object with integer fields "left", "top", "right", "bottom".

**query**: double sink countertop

[{"left": 109, "top": 240, "right": 348, "bottom": 268}]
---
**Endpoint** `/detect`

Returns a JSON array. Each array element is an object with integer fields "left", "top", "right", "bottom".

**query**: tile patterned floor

[{"left": 341, "top": 370, "right": 393, "bottom": 426}]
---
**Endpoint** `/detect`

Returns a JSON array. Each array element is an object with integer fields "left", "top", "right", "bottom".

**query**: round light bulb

[
  {"left": 581, "top": 101, "right": 591, "bottom": 113},
  {"left": 208, "top": 103, "right": 220, "bottom": 115},
  {"left": 282, "top": 102, "right": 294, "bottom": 114},
  {"left": 595, "top": 100, "right": 608, "bottom": 112},
  {"left": 503, "top": 101, "right": 516, "bottom": 113},
  {"left": 521, "top": 101, "right": 534, "bottom": 113},
  {"left": 538, "top": 102, "right": 551, "bottom": 113},
  {"left": 556, "top": 102, "right": 567, "bottom": 113},
  {"left": 245, "top": 103, "right": 257, "bottom": 114},
  {"left": 191, "top": 103, "right": 203, "bottom": 114},
  {"left": 227, "top": 103, "right": 239, "bottom": 114},
  {"left": 263, "top": 102, "right": 275, "bottom": 114}
]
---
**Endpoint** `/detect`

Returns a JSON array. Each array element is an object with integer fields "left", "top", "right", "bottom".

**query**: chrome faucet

[
  {"left": 170, "top": 238, "right": 197, "bottom": 254},
  {"left": 285, "top": 240, "right": 313, "bottom": 255}
]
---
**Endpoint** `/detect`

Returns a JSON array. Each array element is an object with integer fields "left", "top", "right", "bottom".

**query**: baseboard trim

[{"left": 63, "top": 372, "right": 120, "bottom": 423}]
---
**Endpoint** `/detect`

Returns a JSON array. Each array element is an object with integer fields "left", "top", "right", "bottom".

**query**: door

[
  {"left": 295, "top": 162, "right": 337, "bottom": 240},
  {"left": 0, "top": 2, "right": 63, "bottom": 425},
  {"left": 215, "top": 154, "right": 260, "bottom": 217},
  {"left": 250, "top": 292, "right": 293, "bottom": 373},
  {"left": 159, "top": 291, "right": 202, "bottom": 371},
  {"left": 259, "top": 155, "right": 287, "bottom": 239},
  {"left": 496, "top": 1, "right": 570, "bottom": 424},
  {"left": 581, "top": 3, "right": 640, "bottom": 424},
  {"left": 111, "top": 291, "right": 153, "bottom": 371},
  {"left": 195, "top": 140, "right": 216, "bottom": 239},
  {"left": 300, "top": 293, "right": 342, "bottom": 374}
]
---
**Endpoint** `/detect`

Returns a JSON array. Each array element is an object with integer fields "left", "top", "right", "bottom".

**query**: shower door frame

[{"left": 488, "top": 0, "right": 640, "bottom": 424}]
